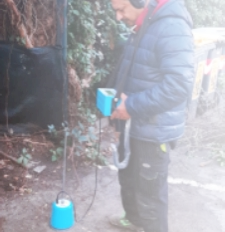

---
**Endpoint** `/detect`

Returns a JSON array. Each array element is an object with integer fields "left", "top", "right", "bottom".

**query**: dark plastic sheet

[
  {"left": 0, "top": 43, "right": 64, "bottom": 129},
  {"left": 0, "top": 0, "right": 68, "bottom": 130}
]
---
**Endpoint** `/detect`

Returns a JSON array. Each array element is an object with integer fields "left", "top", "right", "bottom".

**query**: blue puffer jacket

[{"left": 115, "top": 0, "right": 194, "bottom": 143}]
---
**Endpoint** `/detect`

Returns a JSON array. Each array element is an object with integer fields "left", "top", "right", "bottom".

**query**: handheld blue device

[{"left": 96, "top": 88, "right": 118, "bottom": 116}]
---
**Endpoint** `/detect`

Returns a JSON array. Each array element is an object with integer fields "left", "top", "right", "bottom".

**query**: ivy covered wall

[{"left": 67, "top": 0, "right": 129, "bottom": 89}]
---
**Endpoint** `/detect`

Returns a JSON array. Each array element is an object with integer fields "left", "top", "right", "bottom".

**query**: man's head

[{"left": 111, "top": 0, "right": 148, "bottom": 26}]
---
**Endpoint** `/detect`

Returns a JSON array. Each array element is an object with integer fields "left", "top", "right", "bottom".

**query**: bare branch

[
  {"left": 0, "top": 150, "right": 27, "bottom": 168},
  {"left": 3, "top": 0, "right": 33, "bottom": 48}
]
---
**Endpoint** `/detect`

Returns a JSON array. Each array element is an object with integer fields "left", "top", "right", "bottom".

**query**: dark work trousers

[{"left": 118, "top": 132, "right": 170, "bottom": 232}]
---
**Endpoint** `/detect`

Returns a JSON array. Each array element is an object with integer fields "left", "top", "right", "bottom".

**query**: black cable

[
  {"left": 76, "top": 115, "right": 101, "bottom": 222},
  {"left": 62, "top": 128, "right": 68, "bottom": 192}
]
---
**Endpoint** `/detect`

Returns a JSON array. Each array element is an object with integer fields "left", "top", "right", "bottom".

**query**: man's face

[{"left": 111, "top": 0, "right": 143, "bottom": 26}]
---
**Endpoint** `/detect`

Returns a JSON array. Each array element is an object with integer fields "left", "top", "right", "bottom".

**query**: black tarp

[
  {"left": 0, "top": 0, "right": 67, "bottom": 132},
  {"left": 0, "top": 43, "right": 64, "bottom": 129}
]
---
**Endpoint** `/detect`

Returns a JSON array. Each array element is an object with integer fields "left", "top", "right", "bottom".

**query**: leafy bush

[
  {"left": 67, "top": 0, "right": 129, "bottom": 87},
  {"left": 17, "top": 148, "right": 32, "bottom": 167},
  {"left": 218, "top": 75, "right": 225, "bottom": 91},
  {"left": 185, "top": 0, "right": 225, "bottom": 27},
  {"left": 48, "top": 117, "right": 108, "bottom": 165},
  {"left": 212, "top": 143, "right": 225, "bottom": 167}
]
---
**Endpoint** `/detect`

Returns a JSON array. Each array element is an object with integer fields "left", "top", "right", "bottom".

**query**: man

[{"left": 108, "top": 0, "right": 194, "bottom": 232}]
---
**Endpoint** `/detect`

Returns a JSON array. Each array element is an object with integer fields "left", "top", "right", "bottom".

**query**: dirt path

[{"left": 1, "top": 109, "right": 225, "bottom": 232}]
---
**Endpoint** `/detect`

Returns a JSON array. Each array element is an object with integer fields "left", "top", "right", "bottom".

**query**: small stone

[
  {"left": 33, "top": 166, "right": 46, "bottom": 174},
  {"left": 8, "top": 128, "right": 14, "bottom": 135},
  {"left": 26, "top": 188, "right": 32, "bottom": 193},
  {"left": 26, "top": 161, "right": 40, "bottom": 169},
  {"left": 25, "top": 174, "right": 32, "bottom": 179}
]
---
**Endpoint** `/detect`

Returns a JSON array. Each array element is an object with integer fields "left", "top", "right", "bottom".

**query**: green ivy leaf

[
  {"left": 25, "top": 154, "right": 32, "bottom": 160},
  {"left": 78, "top": 136, "right": 88, "bottom": 143},
  {"left": 23, "top": 157, "right": 29, "bottom": 166},
  {"left": 52, "top": 155, "right": 57, "bottom": 162},
  {"left": 72, "top": 10, "right": 80, "bottom": 16},
  {"left": 56, "top": 147, "right": 64, "bottom": 156},
  {"left": 50, "top": 149, "right": 56, "bottom": 155},
  {"left": 17, "top": 156, "right": 23, "bottom": 164}
]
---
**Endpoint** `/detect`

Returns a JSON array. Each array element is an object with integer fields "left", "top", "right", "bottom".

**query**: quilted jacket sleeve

[{"left": 125, "top": 21, "right": 195, "bottom": 119}]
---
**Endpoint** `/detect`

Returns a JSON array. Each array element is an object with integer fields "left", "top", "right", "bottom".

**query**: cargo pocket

[
  {"left": 137, "top": 167, "right": 158, "bottom": 220},
  {"left": 139, "top": 163, "right": 158, "bottom": 197},
  {"left": 138, "top": 169, "right": 169, "bottom": 221}
]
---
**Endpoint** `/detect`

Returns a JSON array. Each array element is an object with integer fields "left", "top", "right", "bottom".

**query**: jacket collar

[
  {"left": 135, "top": 0, "right": 170, "bottom": 32},
  {"left": 134, "top": 7, "right": 149, "bottom": 32},
  {"left": 152, "top": 0, "right": 170, "bottom": 16}
]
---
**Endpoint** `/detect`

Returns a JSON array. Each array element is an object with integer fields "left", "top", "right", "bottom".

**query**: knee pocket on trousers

[
  {"left": 137, "top": 170, "right": 167, "bottom": 221},
  {"left": 139, "top": 168, "right": 159, "bottom": 196},
  {"left": 139, "top": 167, "right": 168, "bottom": 197}
]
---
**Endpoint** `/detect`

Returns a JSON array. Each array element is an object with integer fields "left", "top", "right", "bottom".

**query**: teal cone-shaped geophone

[{"left": 50, "top": 191, "right": 75, "bottom": 230}]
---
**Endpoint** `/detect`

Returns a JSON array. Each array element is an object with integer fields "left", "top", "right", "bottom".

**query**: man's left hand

[{"left": 111, "top": 93, "right": 130, "bottom": 120}]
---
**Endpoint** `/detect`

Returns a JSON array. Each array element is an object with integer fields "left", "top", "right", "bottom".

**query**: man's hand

[{"left": 111, "top": 93, "right": 130, "bottom": 120}]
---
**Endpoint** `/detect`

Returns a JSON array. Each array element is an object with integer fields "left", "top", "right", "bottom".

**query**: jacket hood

[{"left": 150, "top": 0, "right": 193, "bottom": 27}]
